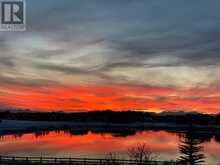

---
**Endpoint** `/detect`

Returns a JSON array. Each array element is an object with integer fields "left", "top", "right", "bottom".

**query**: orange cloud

[{"left": 0, "top": 83, "right": 220, "bottom": 114}]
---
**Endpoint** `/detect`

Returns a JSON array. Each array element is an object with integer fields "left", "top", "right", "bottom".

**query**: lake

[{"left": 0, "top": 130, "right": 219, "bottom": 164}]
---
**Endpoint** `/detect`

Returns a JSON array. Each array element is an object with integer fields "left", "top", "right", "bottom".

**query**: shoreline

[{"left": 0, "top": 120, "right": 220, "bottom": 136}]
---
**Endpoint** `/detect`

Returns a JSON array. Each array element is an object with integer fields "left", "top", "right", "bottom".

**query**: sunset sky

[{"left": 1, "top": 0, "right": 220, "bottom": 113}]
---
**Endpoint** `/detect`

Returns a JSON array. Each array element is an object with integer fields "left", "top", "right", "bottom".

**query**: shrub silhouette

[{"left": 127, "top": 143, "right": 157, "bottom": 164}]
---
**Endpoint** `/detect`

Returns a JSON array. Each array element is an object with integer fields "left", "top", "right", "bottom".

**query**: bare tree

[
  {"left": 127, "top": 143, "right": 157, "bottom": 164},
  {"left": 104, "top": 152, "right": 118, "bottom": 165}
]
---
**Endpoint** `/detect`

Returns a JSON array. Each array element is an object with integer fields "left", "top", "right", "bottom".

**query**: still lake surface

[{"left": 0, "top": 130, "right": 219, "bottom": 164}]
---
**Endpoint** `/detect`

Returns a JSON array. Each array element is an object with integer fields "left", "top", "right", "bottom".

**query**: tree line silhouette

[{"left": 0, "top": 110, "right": 219, "bottom": 125}]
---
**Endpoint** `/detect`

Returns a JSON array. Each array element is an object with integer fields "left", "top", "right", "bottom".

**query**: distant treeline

[{"left": 0, "top": 110, "right": 220, "bottom": 125}]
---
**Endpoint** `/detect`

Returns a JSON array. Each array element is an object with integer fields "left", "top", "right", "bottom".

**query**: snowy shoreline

[{"left": 0, "top": 120, "right": 220, "bottom": 135}]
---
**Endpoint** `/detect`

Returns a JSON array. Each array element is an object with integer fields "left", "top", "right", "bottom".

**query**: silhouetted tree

[
  {"left": 104, "top": 152, "right": 118, "bottom": 165},
  {"left": 127, "top": 143, "right": 157, "bottom": 164},
  {"left": 214, "top": 134, "right": 220, "bottom": 143},
  {"left": 178, "top": 127, "right": 205, "bottom": 165}
]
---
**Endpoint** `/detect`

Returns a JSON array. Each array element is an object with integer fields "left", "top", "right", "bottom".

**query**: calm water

[{"left": 0, "top": 130, "right": 220, "bottom": 164}]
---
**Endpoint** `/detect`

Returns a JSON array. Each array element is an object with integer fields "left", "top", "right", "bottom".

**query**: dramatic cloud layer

[{"left": 1, "top": 0, "right": 220, "bottom": 113}]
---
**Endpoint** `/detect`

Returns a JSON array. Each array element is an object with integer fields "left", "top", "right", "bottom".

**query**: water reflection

[
  {"left": 21, "top": 128, "right": 220, "bottom": 140},
  {"left": 0, "top": 129, "right": 219, "bottom": 164}
]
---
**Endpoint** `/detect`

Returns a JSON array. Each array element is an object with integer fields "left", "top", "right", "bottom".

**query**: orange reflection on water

[
  {"left": 0, "top": 130, "right": 220, "bottom": 164},
  {"left": 0, "top": 131, "right": 178, "bottom": 159}
]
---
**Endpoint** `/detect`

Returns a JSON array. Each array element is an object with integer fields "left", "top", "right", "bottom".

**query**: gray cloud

[
  {"left": 0, "top": 56, "right": 15, "bottom": 68},
  {"left": 1, "top": 0, "right": 220, "bottom": 88},
  {"left": 0, "top": 73, "right": 60, "bottom": 88}
]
